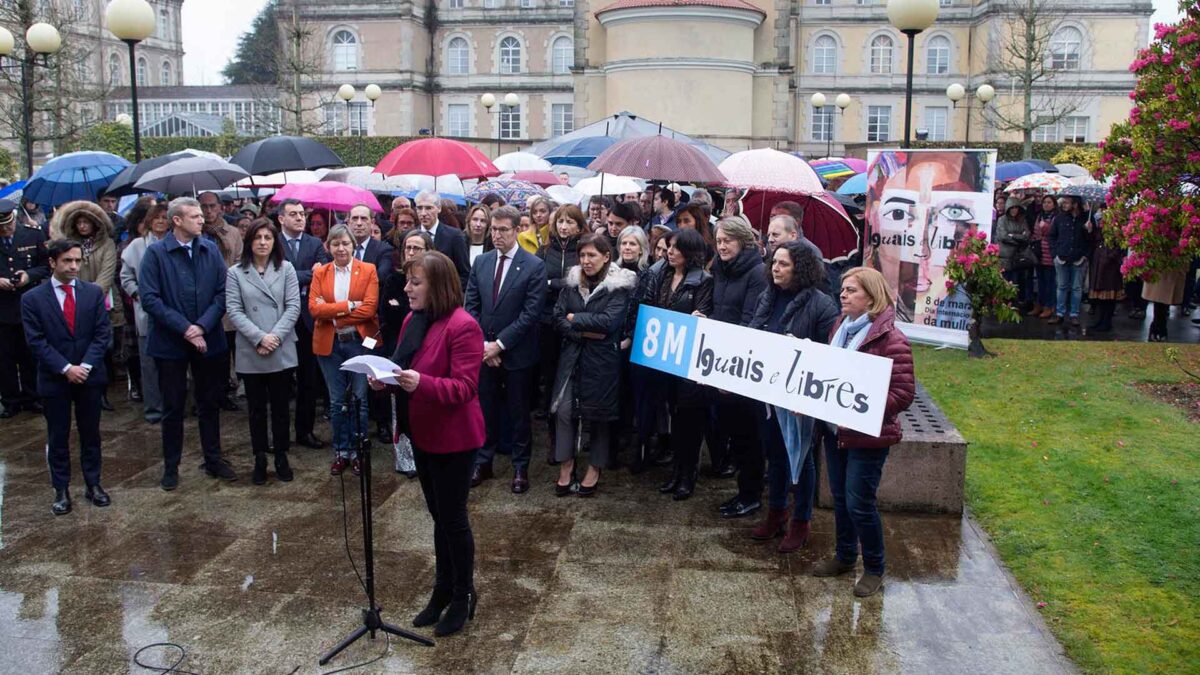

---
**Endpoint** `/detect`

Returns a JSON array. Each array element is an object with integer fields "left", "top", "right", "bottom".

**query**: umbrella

[
  {"left": 234, "top": 170, "right": 324, "bottom": 188},
  {"left": 1053, "top": 163, "right": 1090, "bottom": 178},
  {"left": 1004, "top": 172, "right": 1074, "bottom": 192},
  {"left": 390, "top": 173, "right": 466, "bottom": 197},
  {"left": 1025, "top": 159, "right": 1058, "bottom": 173},
  {"left": 541, "top": 136, "right": 619, "bottom": 168},
  {"left": 321, "top": 166, "right": 415, "bottom": 193},
  {"left": 718, "top": 148, "right": 823, "bottom": 195},
  {"left": 0, "top": 180, "right": 25, "bottom": 199},
  {"left": 995, "top": 161, "right": 1043, "bottom": 182},
  {"left": 23, "top": 151, "right": 131, "bottom": 208},
  {"left": 840, "top": 158, "right": 867, "bottom": 173},
  {"left": 740, "top": 189, "right": 859, "bottom": 262},
  {"left": 589, "top": 135, "right": 726, "bottom": 184},
  {"left": 546, "top": 184, "right": 584, "bottom": 206},
  {"left": 135, "top": 156, "right": 250, "bottom": 195},
  {"left": 836, "top": 173, "right": 868, "bottom": 195},
  {"left": 808, "top": 159, "right": 857, "bottom": 180},
  {"left": 465, "top": 179, "right": 549, "bottom": 208},
  {"left": 507, "top": 170, "right": 562, "bottom": 188},
  {"left": 271, "top": 181, "right": 383, "bottom": 213},
  {"left": 493, "top": 152, "right": 552, "bottom": 172},
  {"left": 1058, "top": 184, "right": 1107, "bottom": 204},
  {"left": 104, "top": 149, "right": 223, "bottom": 197},
  {"left": 230, "top": 136, "right": 344, "bottom": 176},
  {"left": 575, "top": 173, "right": 643, "bottom": 197},
  {"left": 527, "top": 110, "right": 731, "bottom": 165},
  {"left": 374, "top": 138, "right": 499, "bottom": 181}
]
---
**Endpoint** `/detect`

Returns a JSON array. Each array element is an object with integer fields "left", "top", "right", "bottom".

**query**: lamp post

[
  {"left": 337, "top": 83, "right": 356, "bottom": 138},
  {"left": 363, "top": 84, "right": 381, "bottom": 165},
  {"left": 887, "top": 0, "right": 939, "bottom": 148},
  {"left": 0, "top": 23, "right": 63, "bottom": 177},
  {"left": 811, "top": 92, "right": 852, "bottom": 159},
  {"left": 480, "top": 92, "right": 519, "bottom": 158},
  {"left": 105, "top": 0, "right": 156, "bottom": 163},
  {"left": 946, "top": 82, "right": 995, "bottom": 145}
]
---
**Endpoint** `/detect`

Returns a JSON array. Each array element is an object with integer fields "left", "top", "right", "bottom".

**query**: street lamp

[
  {"left": 887, "top": 0, "right": 939, "bottom": 148},
  {"left": 810, "top": 93, "right": 852, "bottom": 159},
  {"left": 105, "top": 0, "right": 155, "bottom": 163},
  {"left": 0, "top": 23, "right": 63, "bottom": 177},
  {"left": 946, "top": 82, "right": 994, "bottom": 145},
  {"left": 337, "top": 83, "right": 356, "bottom": 137},
  {"left": 480, "top": 92, "right": 518, "bottom": 157}
]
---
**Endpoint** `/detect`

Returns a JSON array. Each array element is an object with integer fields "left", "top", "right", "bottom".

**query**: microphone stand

[{"left": 320, "top": 378, "right": 434, "bottom": 666}]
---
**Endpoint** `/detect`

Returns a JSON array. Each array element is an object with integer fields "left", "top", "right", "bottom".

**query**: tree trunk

[{"left": 967, "top": 315, "right": 993, "bottom": 358}]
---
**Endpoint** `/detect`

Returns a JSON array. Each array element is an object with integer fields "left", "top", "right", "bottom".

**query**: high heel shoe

[
  {"left": 434, "top": 590, "right": 477, "bottom": 637},
  {"left": 412, "top": 587, "right": 453, "bottom": 627},
  {"left": 577, "top": 469, "right": 601, "bottom": 498}
]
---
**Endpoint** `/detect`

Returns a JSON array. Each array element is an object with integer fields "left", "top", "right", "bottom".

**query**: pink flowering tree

[
  {"left": 1098, "top": 3, "right": 1200, "bottom": 281},
  {"left": 945, "top": 231, "right": 1020, "bottom": 357}
]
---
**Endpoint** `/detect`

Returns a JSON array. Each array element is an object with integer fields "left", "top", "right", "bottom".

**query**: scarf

[
  {"left": 832, "top": 313, "right": 872, "bottom": 351},
  {"left": 391, "top": 310, "right": 431, "bottom": 370}
]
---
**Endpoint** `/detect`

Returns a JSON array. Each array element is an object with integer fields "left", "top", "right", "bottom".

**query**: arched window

[
  {"left": 926, "top": 35, "right": 950, "bottom": 74},
  {"left": 1050, "top": 26, "right": 1082, "bottom": 70},
  {"left": 447, "top": 37, "right": 470, "bottom": 75},
  {"left": 136, "top": 56, "right": 148, "bottom": 86},
  {"left": 499, "top": 36, "right": 521, "bottom": 74},
  {"left": 158, "top": 8, "right": 170, "bottom": 40},
  {"left": 108, "top": 58, "right": 121, "bottom": 86},
  {"left": 551, "top": 36, "right": 573, "bottom": 74},
  {"left": 332, "top": 30, "right": 359, "bottom": 72},
  {"left": 870, "top": 35, "right": 893, "bottom": 74},
  {"left": 161, "top": 60, "right": 173, "bottom": 86},
  {"left": 813, "top": 35, "right": 837, "bottom": 75}
]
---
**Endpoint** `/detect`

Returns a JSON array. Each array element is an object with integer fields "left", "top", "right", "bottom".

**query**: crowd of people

[{"left": 2, "top": 177, "right": 916, "bottom": 633}]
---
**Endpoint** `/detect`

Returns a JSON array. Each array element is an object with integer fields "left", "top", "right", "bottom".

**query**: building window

[
  {"left": 136, "top": 56, "right": 148, "bottom": 86},
  {"left": 926, "top": 35, "right": 949, "bottom": 74},
  {"left": 813, "top": 35, "right": 837, "bottom": 75},
  {"left": 499, "top": 36, "right": 522, "bottom": 74},
  {"left": 447, "top": 37, "right": 470, "bottom": 75},
  {"left": 449, "top": 0, "right": 464, "bottom": 7},
  {"left": 551, "top": 37, "right": 573, "bottom": 74},
  {"left": 815, "top": 0, "right": 830, "bottom": 5},
  {"left": 349, "top": 102, "right": 369, "bottom": 136},
  {"left": 159, "top": 8, "right": 171, "bottom": 41},
  {"left": 939, "top": 0, "right": 950, "bottom": 6},
  {"left": 551, "top": 103, "right": 573, "bottom": 136},
  {"left": 332, "top": 30, "right": 358, "bottom": 72},
  {"left": 484, "top": 0, "right": 497, "bottom": 7},
  {"left": 870, "top": 35, "right": 893, "bottom": 74},
  {"left": 925, "top": 106, "right": 948, "bottom": 141},
  {"left": 521, "top": 0, "right": 534, "bottom": 7},
  {"left": 160, "top": 60, "right": 172, "bottom": 86},
  {"left": 811, "top": 105, "right": 834, "bottom": 142},
  {"left": 108, "top": 58, "right": 120, "bottom": 86},
  {"left": 500, "top": 104, "right": 521, "bottom": 139},
  {"left": 447, "top": 104, "right": 471, "bottom": 137},
  {"left": 1032, "top": 116, "right": 1058, "bottom": 142},
  {"left": 1061, "top": 116, "right": 1088, "bottom": 143},
  {"left": 559, "top": 0, "right": 574, "bottom": 6},
  {"left": 867, "top": 105, "right": 891, "bottom": 142},
  {"left": 324, "top": 103, "right": 344, "bottom": 135},
  {"left": 1050, "top": 26, "right": 1082, "bottom": 70}
]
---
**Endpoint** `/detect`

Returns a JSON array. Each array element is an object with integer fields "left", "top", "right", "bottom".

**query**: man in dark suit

[
  {"left": 464, "top": 205, "right": 546, "bottom": 493},
  {"left": 21, "top": 239, "right": 112, "bottom": 515},
  {"left": 415, "top": 191, "right": 470, "bottom": 289},
  {"left": 140, "top": 197, "right": 237, "bottom": 490},
  {"left": 277, "top": 198, "right": 331, "bottom": 448},
  {"left": 348, "top": 204, "right": 394, "bottom": 283},
  {"left": 0, "top": 198, "right": 50, "bottom": 419}
]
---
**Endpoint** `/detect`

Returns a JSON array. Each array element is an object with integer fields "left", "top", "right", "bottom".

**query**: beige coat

[
  {"left": 1142, "top": 270, "right": 1187, "bottom": 305},
  {"left": 51, "top": 201, "right": 123, "bottom": 328}
]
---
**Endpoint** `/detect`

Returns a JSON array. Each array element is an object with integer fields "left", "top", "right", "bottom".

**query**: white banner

[{"left": 630, "top": 306, "right": 893, "bottom": 437}]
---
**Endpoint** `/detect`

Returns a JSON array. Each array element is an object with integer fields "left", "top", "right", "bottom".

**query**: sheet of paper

[{"left": 340, "top": 354, "right": 402, "bottom": 384}]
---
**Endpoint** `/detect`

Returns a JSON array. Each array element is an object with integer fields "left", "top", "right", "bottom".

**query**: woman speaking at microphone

[{"left": 369, "top": 251, "right": 485, "bottom": 637}]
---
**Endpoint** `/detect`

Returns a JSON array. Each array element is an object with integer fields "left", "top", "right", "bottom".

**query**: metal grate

[{"left": 900, "top": 383, "right": 963, "bottom": 441}]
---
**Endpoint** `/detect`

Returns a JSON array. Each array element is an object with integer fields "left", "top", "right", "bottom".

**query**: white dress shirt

[{"left": 491, "top": 244, "right": 520, "bottom": 351}]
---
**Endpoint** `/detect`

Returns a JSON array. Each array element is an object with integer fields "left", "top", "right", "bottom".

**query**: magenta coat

[{"left": 402, "top": 307, "right": 486, "bottom": 454}]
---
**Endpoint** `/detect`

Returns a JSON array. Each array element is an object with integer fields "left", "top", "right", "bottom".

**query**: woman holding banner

[
  {"left": 813, "top": 267, "right": 914, "bottom": 597},
  {"left": 747, "top": 242, "right": 839, "bottom": 551}
]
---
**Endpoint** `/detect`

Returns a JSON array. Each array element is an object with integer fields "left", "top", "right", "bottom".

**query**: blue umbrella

[
  {"left": 541, "top": 136, "right": 618, "bottom": 168},
  {"left": 995, "top": 161, "right": 1042, "bottom": 182},
  {"left": 0, "top": 180, "right": 25, "bottom": 199},
  {"left": 24, "top": 151, "right": 131, "bottom": 208},
  {"left": 836, "top": 172, "right": 867, "bottom": 195}
]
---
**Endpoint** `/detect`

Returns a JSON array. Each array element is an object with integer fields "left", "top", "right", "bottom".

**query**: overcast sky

[{"left": 182, "top": 0, "right": 1186, "bottom": 86}]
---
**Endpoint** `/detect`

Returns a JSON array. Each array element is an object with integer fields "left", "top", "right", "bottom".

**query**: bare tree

[
  {"left": 261, "top": 1, "right": 335, "bottom": 136},
  {"left": 0, "top": 0, "right": 112, "bottom": 171},
  {"left": 984, "top": 0, "right": 1087, "bottom": 158}
]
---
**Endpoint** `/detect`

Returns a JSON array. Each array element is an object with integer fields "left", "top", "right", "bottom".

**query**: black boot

[
  {"left": 413, "top": 587, "right": 453, "bottom": 627},
  {"left": 274, "top": 451, "right": 293, "bottom": 482},
  {"left": 433, "top": 590, "right": 477, "bottom": 637},
  {"left": 252, "top": 452, "right": 268, "bottom": 485},
  {"left": 673, "top": 470, "right": 697, "bottom": 501},
  {"left": 658, "top": 465, "right": 680, "bottom": 494}
]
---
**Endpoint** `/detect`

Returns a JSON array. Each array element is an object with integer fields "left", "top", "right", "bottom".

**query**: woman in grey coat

[
  {"left": 119, "top": 202, "right": 170, "bottom": 423},
  {"left": 226, "top": 220, "right": 301, "bottom": 485}
]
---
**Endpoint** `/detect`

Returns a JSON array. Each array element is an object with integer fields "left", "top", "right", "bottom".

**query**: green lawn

[{"left": 916, "top": 340, "right": 1200, "bottom": 674}]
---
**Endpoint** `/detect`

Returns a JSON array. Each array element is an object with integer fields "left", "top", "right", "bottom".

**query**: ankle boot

[
  {"left": 433, "top": 590, "right": 477, "bottom": 637},
  {"left": 252, "top": 453, "right": 268, "bottom": 485},
  {"left": 274, "top": 451, "right": 293, "bottom": 482},
  {"left": 672, "top": 470, "right": 696, "bottom": 501},
  {"left": 750, "top": 508, "right": 788, "bottom": 540},
  {"left": 413, "top": 587, "right": 453, "bottom": 627},
  {"left": 658, "top": 465, "right": 680, "bottom": 494},
  {"left": 778, "top": 519, "right": 811, "bottom": 553}
]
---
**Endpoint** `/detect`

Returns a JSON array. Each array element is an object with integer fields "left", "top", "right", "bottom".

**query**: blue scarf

[{"left": 832, "top": 313, "right": 872, "bottom": 351}]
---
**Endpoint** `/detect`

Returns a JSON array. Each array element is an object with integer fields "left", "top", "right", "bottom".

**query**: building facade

[{"left": 106, "top": 85, "right": 281, "bottom": 137}]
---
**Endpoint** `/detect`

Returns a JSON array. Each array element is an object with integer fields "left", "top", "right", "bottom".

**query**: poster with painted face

[{"left": 864, "top": 149, "right": 997, "bottom": 346}]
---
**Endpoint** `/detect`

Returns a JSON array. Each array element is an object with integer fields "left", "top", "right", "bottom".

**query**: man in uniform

[{"left": 0, "top": 198, "right": 50, "bottom": 418}]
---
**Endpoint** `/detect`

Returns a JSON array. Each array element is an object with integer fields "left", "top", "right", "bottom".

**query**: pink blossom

[
  {"left": 1167, "top": 119, "right": 1191, "bottom": 131},
  {"left": 985, "top": 244, "right": 1000, "bottom": 255},
  {"left": 945, "top": 280, "right": 955, "bottom": 290},
  {"left": 1181, "top": 32, "right": 1199, "bottom": 46},
  {"left": 1161, "top": 52, "right": 1175, "bottom": 65}
]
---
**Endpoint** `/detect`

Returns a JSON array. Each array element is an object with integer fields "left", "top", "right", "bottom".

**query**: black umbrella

[
  {"left": 103, "top": 149, "right": 223, "bottom": 197},
  {"left": 1058, "top": 183, "right": 1107, "bottom": 204},
  {"left": 230, "top": 136, "right": 344, "bottom": 176}
]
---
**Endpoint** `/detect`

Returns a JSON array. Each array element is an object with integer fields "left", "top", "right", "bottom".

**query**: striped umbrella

[
  {"left": 588, "top": 135, "right": 726, "bottom": 183},
  {"left": 1004, "top": 172, "right": 1074, "bottom": 192},
  {"left": 809, "top": 159, "right": 857, "bottom": 180},
  {"left": 465, "top": 179, "right": 549, "bottom": 208}
]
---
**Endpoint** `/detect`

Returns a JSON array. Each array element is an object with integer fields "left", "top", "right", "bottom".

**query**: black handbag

[{"left": 1012, "top": 242, "right": 1038, "bottom": 270}]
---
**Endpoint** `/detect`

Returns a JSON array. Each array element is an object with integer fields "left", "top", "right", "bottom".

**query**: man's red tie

[
  {"left": 62, "top": 284, "right": 75, "bottom": 335},
  {"left": 492, "top": 254, "right": 507, "bottom": 304}
]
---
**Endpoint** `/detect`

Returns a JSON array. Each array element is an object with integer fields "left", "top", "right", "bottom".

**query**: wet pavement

[
  {"left": 0, "top": 396, "right": 1076, "bottom": 674},
  {"left": 983, "top": 301, "right": 1200, "bottom": 343}
]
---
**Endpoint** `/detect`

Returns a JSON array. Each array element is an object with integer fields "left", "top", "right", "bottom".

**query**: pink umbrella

[
  {"left": 842, "top": 158, "right": 867, "bottom": 173},
  {"left": 270, "top": 181, "right": 382, "bottom": 212},
  {"left": 588, "top": 135, "right": 726, "bottom": 183},
  {"left": 740, "top": 189, "right": 860, "bottom": 262},
  {"left": 718, "top": 148, "right": 823, "bottom": 195},
  {"left": 508, "top": 170, "right": 562, "bottom": 187},
  {"left": 375, "top": 138, "right": 499, "bottom": 181}
]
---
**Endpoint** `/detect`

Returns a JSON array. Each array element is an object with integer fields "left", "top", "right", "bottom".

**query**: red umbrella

[
  {"left": 740, "top": 190, "right": 860, "bottom": 262},
  {"left": 588, "top": 135, "right": 726, "bottom": 184},
  {"left": 508, "top": 170, "right": 562, "bottom": 187},
  {"left": 374, "top": 138, "right": 500, "bottom": 181}
]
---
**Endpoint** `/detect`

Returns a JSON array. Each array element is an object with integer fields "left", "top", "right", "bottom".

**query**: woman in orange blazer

[{"left": 309, "top": 224, "right": 380, "bottom": 476}]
